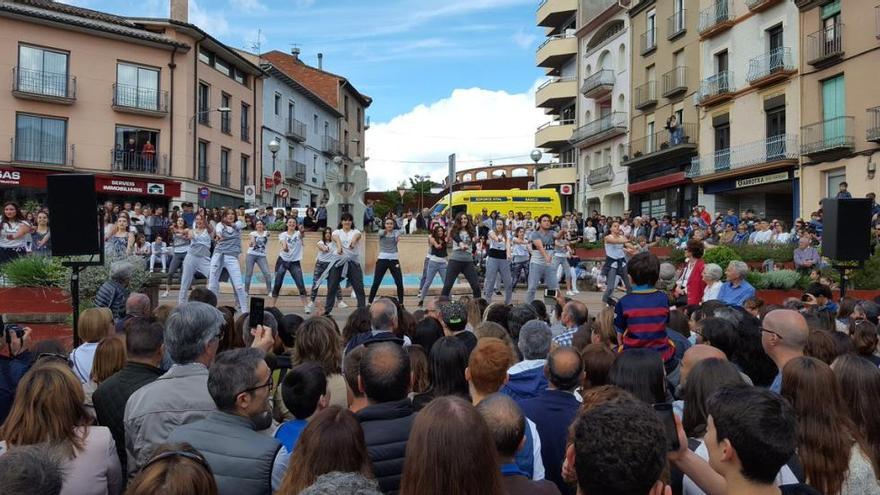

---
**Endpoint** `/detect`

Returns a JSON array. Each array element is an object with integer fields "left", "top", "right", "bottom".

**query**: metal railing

[
  {"left": 747, "top": 47, "right": 794, "bottom": 83},
  {"left": 581, "top": 0, "right": 629, "bottom": 27},
  {"left": 12, "top": 137, "right": 72, "bottom": 166},
  {"left": 868, "top": 107, "right": 880, "bottom": 142},
  {"left": 241, "top": 124, "right": 250, "bottom": 142},
  {"left": 536, "top": 162, "right": 575, "bottom": 171},
  {"left": 745, "top": 0, "right": 780, "bottom": 10},
  {"left": 221, "top": 169, "right": 230, "bottom": 188},
  {"left": 687, "top": 134, "right": 798, "bottom": 178},
  {"left": 662, "top": 66, "right": 687, "bottom": 97},
  {"left": 110, "top": 149, "right": 167, "bottom": 174},
  {"left": 587, "top": 164, "right": 614, "bottom": 185},
  {"left": 800, "top": 116, "right": 854, "bottom": 155},
  {"left": 585, "top": 22, "right": 626, "bottom": 58},
  {"left": 537, "top": 32, "right": 575, "bottom": 51},
  {"left": 221, "top": 113, "right": 231, "bottom": 134},
  {"left": 285, "top": 160, "right": 307, "bottom": 181},
  {"left": 634, "top": 81, "right": 657, "bottom": 109},
  {"left": 112, "top": 83, "right": 168, "bottom": 113},
  {"left": 570, "top": 112, "right": 627, "bottom": 145},
  {"left": 287, "top": 119, "right": 307, "bottom": 141},
  {"left": 698, "top": 71, "right": 734, "bottom": 103},
  {"left": 537, "top": 119, "right": 575, "bottom": 131},
  {"left": 699, "top": 0, "right": 733, "bottom": 34},
  {"left": 667, "top": 9, "right": 687, "bottom": 39},
  {"left": 197, "top": 108, "right": 210, "bottom": 125},
  {"left": 12, "top": 67, "right": 76, "bottom": 100},
  {"left": 626, "top": 122, "right": 697, "bottom": 161},
  {"left": 581, "top": 70, "right": 615, "bottom": 96},
  {"left": 322, "top": 135, "right": 340, "bottom": 155},
  {"left": 640, "top": 28, "right": 657, "bottom": 54},
  {"left": 538, "top": 76, "right": 577, "bottom": 91},
  {"left": 806, "top": 23, "right": 843, "bottom": 65}
]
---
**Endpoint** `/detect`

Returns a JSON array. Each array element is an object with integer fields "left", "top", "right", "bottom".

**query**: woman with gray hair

[
  {"left": 94, "top": 261, "right": 133, "bottom": 319},
  {"left": 701, "top": 263, "right": 724, "bottom": 303}
]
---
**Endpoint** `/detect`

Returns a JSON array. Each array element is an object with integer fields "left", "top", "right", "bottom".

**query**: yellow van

[{"left": 430, "top": 189, "right": 562, "bottom": 218}]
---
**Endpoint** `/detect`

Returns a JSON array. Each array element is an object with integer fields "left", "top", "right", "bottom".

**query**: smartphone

[
  {"left": 249, "top": 297, "right": 265, "bottom": 329},
  {"left": 653, "top": 403, "right": 681, "bottom": 452},
  {"left": 544, "top": 289, "right": 558, "bottom": 298}
]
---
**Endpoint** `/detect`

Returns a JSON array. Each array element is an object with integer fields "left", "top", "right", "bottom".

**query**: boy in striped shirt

[{"left": 613, "top": 252, "right": 676, "bottom": 370}]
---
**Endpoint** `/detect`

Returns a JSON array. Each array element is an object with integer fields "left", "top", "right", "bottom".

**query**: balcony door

[
  {"left": 768, "top": 25, "right": 783, "bottom": 72},
  {"left": 766, "top": 105, "right": 786, "bottom": 161},
  {"left": 18, "top": 45, "right": 68, "bottom": 97},
  {"left": 117, "top": 63, "right": 159, "bottom": 111},
  {"left": 114, "top": 126, "right": 159, "bottom": 173},
  {"left": 715, "top": 51, "right": 729, "bottom": 93},
  {"left": 713, "top": 116, "right": 730, "bottom": 171},
  {"left": 822, "top": 75, "right": 845, "bottom": 147}
]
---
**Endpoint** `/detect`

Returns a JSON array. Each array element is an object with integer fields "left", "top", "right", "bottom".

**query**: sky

[{"left": 65, "top": 0, "right": 550, "bottom": 190}]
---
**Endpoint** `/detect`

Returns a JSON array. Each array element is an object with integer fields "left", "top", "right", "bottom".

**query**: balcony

[
  {"left": 667, "top": 9, "right": 687, "bottom": 40},
  {"left": 537, "top": 0, "right": 577, "bottom": 28},
  {"left": 536, "top": 163, "right": 576, "bottom": 186},
  {"left": 622, "top": 123, "right": 698, "bottom": 168},
  {"left": 112, "top": 83, "right": 168, "bottom": 117},
  {"left": 686, "top": 134, "right": 798, "bottom": 181},
  {"left": 697, "top": 71, "right": 734, "bottom": 107},
  {"left": 535, "top": 119, "right": 575, "bottom": 149},
  {"left": 867, "top": 107, "right": 880, "bottom": 143},
  {"left": 634, "top": 81, "right": 657, "bottom": 110},
  {"left": 285, "top": 159, "right": 307, "bottom": 182},
  {"left": 800, "top": 116, "right": 854, "bottom": 158},
  {"left": 110, "top": 149, "right": 168, "bottom": 175},
  {"left": 570, "top": 112, "right": 627, "bottom": 148},
  {"left": 662, "top": 66, "right": 688, "bottom": 98},
  {"left": 286, "top": 119, "right": 307, "bottom": 142},
  {"left": 536, "top": 76, "right": 578, "bottom": 109},
  {"left": 12, "top": 67, "right": 76, "bottom": 104},
  {"left": 745, "top": 0, "right": 782, "bottom": 13},
  {"left": 640, "top": 28, "right": 657, "bottom": 55},
  {"left": 806, "top": 24, "right": 844, "bottom": 67},
  {"left": 580, "top": 0, "right": 630, "bottom": 32},
  {"left": 587, "top": 164, "right": 614, "bottom": 186},
  {"left": 747, "top": 48, "right": 796, "bottom": 87},
  {"left": 536, "top": 33, "right": 577, "bottom": 69},
  {"left": 11, "top": 138, "right": 73, "bottom": 167},
  {"left": 581, "top": 70, "right": 615, "bottom": 99},
  {"left": 699, "top": 0, "right": 734, "bottom": 39},
  {"left": 322, "top": 135, "right": 340, "bottom": 156},
  {"left": 241, "top": 124, "right": 250, "bottom": 142}
]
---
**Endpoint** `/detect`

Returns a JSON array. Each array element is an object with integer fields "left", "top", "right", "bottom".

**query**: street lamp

[
  {"left": 268, "top": 138, "right": 280, "bottom": 205},
  {"left": 530, "top": 149, "right": 542, "bottom": 164},
  {"left": 188, "top": 107, "right": 231, "bottom": 130},
  {"left": 397, "top": 182, "right": 407, "bottom": 216}
]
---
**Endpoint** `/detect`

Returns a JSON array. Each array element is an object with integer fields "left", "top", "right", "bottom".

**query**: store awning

[{"left": 628, "top": 171, "right": 688, "bottom": 194}]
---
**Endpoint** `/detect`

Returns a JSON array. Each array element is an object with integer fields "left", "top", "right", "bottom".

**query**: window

[
  {"left": 714, "top": 115, "right": 731, "bottom": 170},
  {"left": 324, "top": 121, "right": 329, "bottom": 137},
  {"left": 214, "top": 58, "right": 230, "bottom": 77},
  {"left": 313, "top": 154, "right": 317, "bottom": 173},
  {"left": 345, "top": 96, "right": 350, "bottom": 121},
  {"left": 766, "top": 105, "right": 786, "bottom": 160},
  {"left": 344, "top": 130, "right": 349, "bottom": 156},
  {"left": 646, "top": 9, "right": 657, "bottom": 50},
  {"left": 822, "top": 74, "right": 845, "bottom": 146},
  {"left": 646, "top": 117, "right": 655, "bottom": 153},
  {"left": 198, "top": 48, "right": 212, "bottom": 65},
  {"left": 313, "top": 115, "right": 318, "bottom": 134},
  {"left": 117, "top": 63, "right": 160, "bottom": 110},
  {"left": 198, "top": 141, "right": 208, "bottom": 182},
  {"left": 241, "top": 154, "right": 249, "bottom": 190},
  {"left": 198, "top": 83, "right": 210, "bottom": 125},
  {"left": 274, "top": 93, "right": 281, "bottom": 116},
  {"left": 826, "top": 168, "right": 846, "bottom": 198},
  {"left": 15, "top": 113, "right": 66, "bottom": 164},
  {"left": 220, "top": 93, "right": 231, "bottom": 134},
  {"left": 113, "top": 126, "right": 159, "bottom": 173},
  {"left": 17, "top": 45, "right": 69, "bottom": 97},
  {"left": 241, "top": 102, "right": 250, "bottom": 141},
  {"left": 233, "top": 69, "right": 246, "bottom": 86},
  {"left": 715, "top": 50, "right": 730, "bottom": 93},
  {"left": 220, "top": 148, "right": 230, "bottom": 188},
  {"left": 357, "top": 107, "right": 362, "bottom": 131}
]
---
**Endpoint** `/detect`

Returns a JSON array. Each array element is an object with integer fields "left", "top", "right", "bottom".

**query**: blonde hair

[
  {"left": 77, "top": 307, "right": 113, "bottom": 343},
  {"left": 91, "top": 336, "right": 127, "bottom": 384},
  {"left": 592, "top": 306, "right": 617, "bottom": 348}
]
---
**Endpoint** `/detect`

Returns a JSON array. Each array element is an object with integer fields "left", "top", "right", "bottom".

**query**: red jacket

[{"left": 686, "top": 258, "right": 706, "bottom": 305}]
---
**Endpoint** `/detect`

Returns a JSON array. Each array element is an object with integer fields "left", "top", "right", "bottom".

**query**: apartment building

[
  {"left": 795, "top": 0, "right": 880, "bottom": 216},
  {"left": 689, "top": 0, "right": 801, "bottom": 223},
  {"left": 535, "top": 0, "right": 579, "bottom": 211},
  {"left": 626, "top": 0, "right": 701, "bottom": 218},
  {"left": 0, "top": 0, "right": 263, "bottom": 209},
  {"left": 571, "top": 0, "right": 631, "bottom": 217}
]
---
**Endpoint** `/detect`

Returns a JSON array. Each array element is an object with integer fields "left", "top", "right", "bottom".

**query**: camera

[{"left": 4, "top": 324, "right": 24, "bottom": 340}]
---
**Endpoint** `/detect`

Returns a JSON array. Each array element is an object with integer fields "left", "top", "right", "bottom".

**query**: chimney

[
  {"left": 170, "top": 0, "right": 188, "bottom": 23},
  {"left": 317, "top": 53, "right": 323, "bottom": 70},
  {"left": 290, "top": 47, "right": 301, "bottom": 61}
]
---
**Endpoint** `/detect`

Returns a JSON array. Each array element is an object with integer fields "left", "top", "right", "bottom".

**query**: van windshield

[{"left": 431, "top": 203, "right": 446, "bottom": 216}]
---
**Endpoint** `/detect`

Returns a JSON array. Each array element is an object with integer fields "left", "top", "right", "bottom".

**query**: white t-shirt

[
  {"left": 248, "top": 231, "right": 270, "bottom": 257},
  {"left": 683, "top": 439, "right": 797, "bottom": 495},
  {"left": 334, "top": 229, "right": 361, "bottom": 259},
  {"left": 753, "top": 230, "right": 773, "bottom": 244},
  {"left": 278, "top": 230, "right": 303, "bottom": 262},
  {"left": 584, "top": 226, "right": 597, "bottom": 243},
  {"left": 316, "top": 240, "right": 335, "bottom": 263},
  {"left": 0, "top": 220, "right": 29, "bottom": 249}
]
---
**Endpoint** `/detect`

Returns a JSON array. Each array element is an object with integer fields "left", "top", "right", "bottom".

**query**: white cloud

[
  {"left": 511, "top": 28, "right": 537, "bottom": 49},
  {"left": 229, "top": 0, "right": 267, "bottom": 13},
  {"left": 190, "top": 0, "right": 230, "bottom": 37},
  {"left": 364, "top": 83, "right": 547, "bottom": 191}
]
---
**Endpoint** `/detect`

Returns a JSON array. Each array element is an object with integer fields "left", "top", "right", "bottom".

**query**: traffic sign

[
  {"left": 273, "top": 170, "right": 283, "bottom": 185},
  {"left": 198, "top": 186, "right": 210, "bottom": 200},
  {"left": 244, "top": 184, "right": 256, "bottom": 204},
  {"left": 278, "top": 188, "right": 289, "bottom": 199},
  {"left": 264, "top": 177, "right": 273, "bottom": 190},
  {"left": 560, "top": 184, "right": 573, "bottom": 195}
]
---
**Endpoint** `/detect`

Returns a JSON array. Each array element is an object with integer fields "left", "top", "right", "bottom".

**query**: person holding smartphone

[{"left": 271, "top": 218, "right": 309, "bottom": 308}]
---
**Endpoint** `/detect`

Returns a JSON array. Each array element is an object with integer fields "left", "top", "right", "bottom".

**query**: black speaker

[
  {"left": 47, "top": 174, "right": 101, "bottom": 257},
  {"left": 821, "top": 198, "right": 872, "bottom": 261}
]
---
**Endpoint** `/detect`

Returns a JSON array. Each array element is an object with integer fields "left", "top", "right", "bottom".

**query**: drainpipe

[
  {"left": 193, "top": 34, "right": 207, "bottom": 183},
  {"left": 168, "top": 47, "right": 177, "bottom": 178}
]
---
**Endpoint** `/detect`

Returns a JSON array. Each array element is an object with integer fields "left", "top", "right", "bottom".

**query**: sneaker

[
  {"left": 338, "top": 301, "right": 349, "bottom": 309},
  {"left": 566, "top": 290, "right": 576, "bottom": 297},
  {"left": 305, "top": 302, "right": 313, "bottom": 314},
  {"left": 417, "top": 299, "right": 424, "bottom": 308},
  {"left": 161, "top": 290, "right": 169, "bottom": 298},
  {"left": 572, "top": 287, "right": 581, "bottom": 294}
]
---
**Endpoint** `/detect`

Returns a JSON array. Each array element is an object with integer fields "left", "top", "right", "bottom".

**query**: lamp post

[
  {"left": 530, "top": 149, "right": 542, "bottom": 191},
  {"left": 188, "top": 107, "right": 231, "bottom": 130},
  {"left": 268, "top": 138, "right": 280, "bottom": 206},
  {"left": 397, "top": 183, "right": 407, "bottom": 216}
]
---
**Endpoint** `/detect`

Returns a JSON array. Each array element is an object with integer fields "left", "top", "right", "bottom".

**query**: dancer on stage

[
  {"left": 244, "top": 219, "right": 272, "bottom": 295},
  {"left": 305, "top": 227, "right": 341, "bottom": 314},
  {"left": 510, "top": 227, "right": 530, "bottom": 290},
  {"left": 208, "top": 208, "right": 248, "bottom": 313},
  {"left": 163, "top": 217, "right": 190, "bottom": 297},
  {"left": 368, "top": 218, "right": 405, "bottom": 305},
  {"left": 417, "top": 224, "right": 447, "bottom": 307},
  {"left": 483, "top": 219, "right": 513, "bottom": 304},
  {"left": 525, "top": 214, "right": 560, "bottom": 303},
  {"left": 323, "top": 213, "right": 366, "bottom": 315},
  {"left": 178, "top": 213, "right": 213, "bottom": 305},
  {"left": 271, "top": 218, "right": 308, "bottom": 308},
  {"left": 441, "top": 213, "right": 481, "bottom": 298}
]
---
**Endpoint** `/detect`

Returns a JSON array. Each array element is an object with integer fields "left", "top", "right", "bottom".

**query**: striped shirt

[{"left": 613, "top": 286, "right": 674, "bottom": 362}]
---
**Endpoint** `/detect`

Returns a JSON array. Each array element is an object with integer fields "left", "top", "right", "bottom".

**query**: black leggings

[
  {"left": 441, "top": 259, "right": 481, "bottom": 298},
  {"left": 369, "top": 258, "right": 405, "bottom": 304}
]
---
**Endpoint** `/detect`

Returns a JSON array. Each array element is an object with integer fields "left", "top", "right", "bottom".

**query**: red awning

[
  {"left": 628, "top": 171, "right": 688, "bottom": 194},
  {"left": 0, "top": 167, "right": 181, "bottom": 198}
]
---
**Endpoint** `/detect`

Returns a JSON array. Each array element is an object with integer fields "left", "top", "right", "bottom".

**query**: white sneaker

[
  {"left": 305, "top": 302, "right": 313, "bottom": 314},
  {"left": 338, "top": 301, "right": 349, "bottom": 309},
  {"left": 572, "top": 287, "right": 581, "bottom": 294},
  {"left": 566, "top": 290, "right": 576, "bottom": 297},
  {"left": 161, "top": 290, "right": 169, "bottom": 298}
]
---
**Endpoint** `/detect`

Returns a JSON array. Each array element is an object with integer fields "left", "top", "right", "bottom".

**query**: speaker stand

[
  {"left": 62, "top": 209, "right": 105, "bottom": 347},
  {"left": 832, "top": 261, "right": 863, "bottom": 300}
]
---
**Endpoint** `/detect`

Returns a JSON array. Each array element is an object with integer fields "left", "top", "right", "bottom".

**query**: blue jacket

[
  {"left": 519, "top": 389, "right": 581, "bottom": 495},
  {"left": 501, "top": 362, "right": 547, "bottom": 401},
  {"left": 0, "top": 351, "right": 33, "bottom": 424}
]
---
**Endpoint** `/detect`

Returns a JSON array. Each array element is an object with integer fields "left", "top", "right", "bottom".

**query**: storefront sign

[
  {"left": 735, "top": 172, "right": 789, "bottom": 189},
  {"left": 0, "top": 167, "right": 181, "bottom": 198},
  {"left": 0, "top": 169, "right": 22, "bottom": 185}
]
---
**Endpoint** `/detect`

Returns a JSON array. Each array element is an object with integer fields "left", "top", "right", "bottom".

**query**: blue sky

[{"left": 66, "top": 0, "right": 551, "bottom": 188}]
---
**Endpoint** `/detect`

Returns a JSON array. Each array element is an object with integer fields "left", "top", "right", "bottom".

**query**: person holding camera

[{"left": 0, "top": 323, "right": 33, "bottom": 424}]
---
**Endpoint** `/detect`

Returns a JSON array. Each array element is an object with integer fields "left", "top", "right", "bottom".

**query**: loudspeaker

[
  {"left": 47, "top": 174, "right": 101, "bottom": 257},
  {"left": 821, "top": 198, "right": 872, "bottom": 261}
]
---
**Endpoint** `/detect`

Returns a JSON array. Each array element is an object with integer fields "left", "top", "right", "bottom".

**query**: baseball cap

[{"left": 440, "top": 301, "right": 468, "bottom": 332}]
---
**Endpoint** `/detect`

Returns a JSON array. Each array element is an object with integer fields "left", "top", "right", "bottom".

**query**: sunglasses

[{"left": 760, "top": 327, "right": 784, "bottom": 340}]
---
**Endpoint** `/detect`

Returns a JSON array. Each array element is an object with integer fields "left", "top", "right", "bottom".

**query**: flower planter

[
  {"left": 745, "top": 261, "right": 795, "bottom": 270},
  {"left": 755, "top": 289, "right": 803, "bottom": 305},
  {"left": 575, "top": 246, "right": 674, "bottom": 261},
  {"left": 0, "top": 287, "right": 71, "bottom": 314}
]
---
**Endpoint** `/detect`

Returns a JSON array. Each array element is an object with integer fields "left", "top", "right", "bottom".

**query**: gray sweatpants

[
  {"left": 178, "top": 254, "right": 212, "bottom": 305},
  {"left": 525, "top": 261, "right": 559, "bottom": 303},
  {"left": 419, "top": 259, "right": 448, "bottom": 301},
  {"left": 244, "top": 254, "right": 272, "bottom": 294},
  {"left": 483, "top": 257, "right": 513, "bottom": 304}
]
